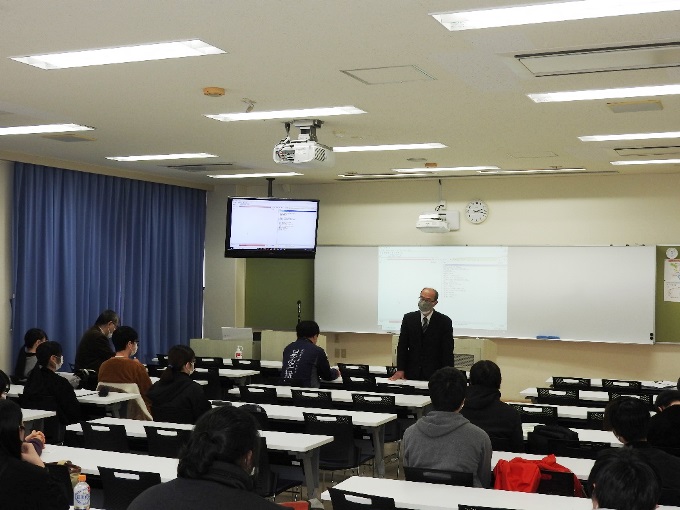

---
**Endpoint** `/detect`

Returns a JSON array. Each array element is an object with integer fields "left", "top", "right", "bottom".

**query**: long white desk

[
  {"left": 327, "top": 376, "right": 430, "bottom": 391},
  {"left": 42, "top": 444, "right": 178, "bottom": 482},
  {"left": 521, "top": 387, "right": 611, "bottom": 403},
  {"left": 507, "top": 401, "right": 611, "bottom": 421},
  {"left": 228, "top": 401, "right": 396, "bottom": 478},
  {"left": 9, "top": 386, "right": 137, "bottom": 417},
  {"left": 522, "top": 423, "right": 622, "bottom": 446},
  {"left": 193, "top": 367, "right": 259, "bottom": 386},
  {"left": 66, "top": 416, "right": 332, "bottom": 502},
  {"left": 234, "top": 383, "right": 431, "bottom": 418},
  {"left": 22, "top": 407, "right": 57, "bottom": 431},
  {"left": 546, "top": 377, "right": 677, "bottom": 390},
  {"left": 322, "top": 476, "right": 680, "bottom": 510}
]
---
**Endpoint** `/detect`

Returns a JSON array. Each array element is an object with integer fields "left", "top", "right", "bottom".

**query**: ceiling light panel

[
  {"left": 0, "top": 123, "right": 93, "bottom": 135},
  {"left": 106, "top": 153, "right": 218, "bottom": 162},
  {"left": 11, "top": 40, "right": 225, "bottom": 69},
  {"left": 431, "top": 0, "right": 680, "bottom": 31},
  {"left": 206, "top": 106, "right": 365, "bottom": 122},
  {"left": 208, "top": 172, "right": 303, "bottom": 179},
  {"left": 479, "top": 168, "right": 586, "bottom": 174},
  {"left": 580, "top": 131, "right": 680, "bottom": 141},
  {"left": 528, "top": 84, "right": 680, "bottom": 103},
  {"left": 334, "top": 143, "right": 446, "bottom": 153},
  {"left": 393, "top": 166, "right": 499, "bottom": 172},
  {"left": 611, "top": 159, "right": 680, "bottom": 165}
]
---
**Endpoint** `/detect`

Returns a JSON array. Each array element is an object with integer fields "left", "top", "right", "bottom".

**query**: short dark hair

[
  {"left": 469, "top": 360, "right": 501, "bottom": 389},
  {"left": 23, "top": 328, "right": 47, "bottom": 349},
  {"left": 160, "top": 345, "right": 195, "bottom": 384},
  {"left": 178, "top": 405, "right": 259, "bottom": 479},
  {"left": 35, "top": 341, "right": 63, "bottom": 367},
  {"left": 0, "top": 399, "right": 23, "bottom": 459},
  {"left": 655, "top": 389, "right": 680, "bottom": 410},
  {"left": 0, "top": 370, "right": 10, "bottom": 395},
  {"left": 296, "top": 320, "right": 320, "bottom": 339},
  {"left": 605, "top": 396, "right": 649, "bottom": 443},
  {"left": 589, "top": 448, "right": 660, "bottom": 510},
  {"left": 94, "top": 309, "right": 119, "bottom": 326},
  {"left": 429, "top": 367, "right": 467, "bottom": 412},
  {"left": 111, "top": 326, "right": 138, "bottom": 352}
]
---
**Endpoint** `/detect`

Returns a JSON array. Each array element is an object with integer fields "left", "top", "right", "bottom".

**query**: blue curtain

[{"left": 11, "top": 163, "right": 206, "bottom": 366}]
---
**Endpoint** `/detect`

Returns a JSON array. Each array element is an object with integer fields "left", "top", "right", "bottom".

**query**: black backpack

[{"left": 527, "top": 424, "right": 578, "bottom": 455}]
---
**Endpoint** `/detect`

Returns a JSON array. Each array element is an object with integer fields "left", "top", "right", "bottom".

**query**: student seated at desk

[
  {"left": 647, "top": 389, "right": 680, "bottom": 450},
  {"left": 129, "top": 406, "right": 281, "bottom": 510},
  {"left": 23, "top": 341, "right": 81, "bottom": 425},
  {"left": 13, "top": 328, "right": 48, "bottom": 382},
  {"left": 588, "top": 448, "right": 660, "bottom": 510},
  {"left": 0, "top": 399, "right": 68, "bottom": 510},
  {"left": 147, "top": 345, "right": 211, "bottom": 424},
  {"left": 460, "top": 360, "right": 523, "bottom": 453},
  {"left": 280, "top": 320, "right": 340, "bottom": 388},
  {"left": 403, "top": 367, "right": 492, "bottom": 488}
]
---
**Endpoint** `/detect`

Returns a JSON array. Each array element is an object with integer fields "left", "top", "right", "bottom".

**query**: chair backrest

[
  {"left": 194, "top": 357, "right": 224, "bottom": 369},
  {"left": 303, "top": 413, "right": 357, "bottom": 467},
  {"left": 143, "top": 426, "right": 191, "bottom": 458},
  {"left": 608, "top": 392, "right": 653, "bottom": 409},
  {"left": 190, "top": 368, "right": 223, "bottom": 400},
  {"left": 156, "top": 354, "right": 168, "bottom": 367},
  {"left": 586, "top": 411, "right": 605, "bottom": 430},
  {"left": 403, "top": 466, "right": 473, "bottom": 487},
  {"left": 98, "top": 466, "right": 161, "bottom": 510},
  {"left": 232, "top": 358, "right": 261, "bottom": 370},
  {"left": 338, "top": 363, "right": 370, "bottom": 376},
  {"left": 376, "top": 382, "right": 415, "bottom": 395},
  {"left": 351, "top": 393, "right": 396, "bottom": 413},
  {"left": 536, "top": 468, "right": 575, "bottom": 496},
  {"left": 46, "top": 462, "right": 74, "bottom": 505},
  {"left": 342, "top": 374, "right": 377, "bottom": 391},
  {"left": 239, "top": 403, "right": 270, "bottom": 430},
  {"left": 253, "top": 435, "right": 277, "bottom": 498},
  {"left": 328, "top": 488, "right": 396, "bottom": 510},
  {"left": 553, "top": 376, "right": 591, "bottom": 388},
  {"left": 146, "top": 364, "right": 163, "bottom": 378},
  {"left": 602, "top": 379, "right": 642, "bottom": 391},
  {"left": 536, "top": 387, "right": 579, "bottom": 405},
  {"left": 546, "top": 439, "right": 610, "bottom": 459},
  {"left": 509, "top": 403, "right": 558, "bottom": 424},
  {"left": 291, "top": 389, "right": 334, "bottom": 409},
  {"left": 97, "top": 382, "right": 152, "bottom": 421},
  {"left": 239, "top": 385, "right": 279, "bottom": 405},
  {"left": 488, "top": 435, "right": 514, "bottom": 453},
  {"left": 81, "top": 422, "right": 129, "bottom": 453}
]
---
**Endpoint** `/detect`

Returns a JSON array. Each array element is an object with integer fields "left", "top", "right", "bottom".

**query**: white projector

[
  {"left": 273, "top": 139, "right": 335, "bottom": 168},
  {"left": 416, "top": 211, "right": 460, "bottom": 233}
]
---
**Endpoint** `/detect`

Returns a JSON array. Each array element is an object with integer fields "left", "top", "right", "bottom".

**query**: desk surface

[
  {"left": 522, "top": 423, "right": 622, "bottom": 446},
  {"left": 237, "top": 384, "right": 431, "bottom": 408},
  {"left": 229, "top": 401, "right": 397, "bottom": 428},
  {"left": 67, "top": 417, "right": 333, "bottom": 453},
  {"left": 547, "top": 377, "right": 677, "bottom": 390},
  {"left": 9, "top": 386, "right": 137, "bottom": 406},
  {"left": 522, "top": 387, "right": 611, "bottom": 402},
  {"left": 23, "top": 408, "right": 57, "bottom": 421},
  {"left": 323, "top": 476, "right": 680, "bottom": 510},
  {"left": 42, "top": 444, "right": 178, "bottom": 482},
  {"left": 193, "top": 367, "right": 259, "bottom": 378}
]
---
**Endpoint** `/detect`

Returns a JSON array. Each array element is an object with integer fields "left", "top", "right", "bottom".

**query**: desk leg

[
  {"left": 371, "top": 424, "right": 386, "bottom": 478},
  {"left": 299, "top": 450, "right": 321, "bottom": 505}
]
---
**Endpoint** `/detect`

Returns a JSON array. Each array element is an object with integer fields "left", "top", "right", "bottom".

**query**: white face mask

[
  {"left": 418, "top": 298, "right": 435, "bottom": 313},
  {"left": 54, "top": 356, "right": 63, "bottom": 371},
  {"left": 131, "top": 342, "right": 138, "bottom": 357}
]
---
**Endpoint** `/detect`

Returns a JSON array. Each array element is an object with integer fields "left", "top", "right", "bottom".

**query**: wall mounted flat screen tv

[{"left": 225, "top": 197, "right": 320, "bottom": 258}]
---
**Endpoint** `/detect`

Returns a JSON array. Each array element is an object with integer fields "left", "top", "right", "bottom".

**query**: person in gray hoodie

[{"left": 403, "top": 366, "right": 492, "bottom": 488}]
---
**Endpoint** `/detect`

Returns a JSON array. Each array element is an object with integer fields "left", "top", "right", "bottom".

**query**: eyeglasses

[{"left": 419, "top": 295, "right": 435, "bottom": 302}]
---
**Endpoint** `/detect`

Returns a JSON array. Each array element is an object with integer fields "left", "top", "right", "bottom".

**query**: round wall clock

[{"left": 465, "top": 200, "right": 489, "bottom": 224}]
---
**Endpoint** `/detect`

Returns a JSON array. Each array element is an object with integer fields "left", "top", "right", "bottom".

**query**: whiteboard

[{"left": 314, "top": 245, "right": 656, "bottom": 344}]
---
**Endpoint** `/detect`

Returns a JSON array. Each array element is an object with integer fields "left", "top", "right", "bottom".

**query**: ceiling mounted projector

[
  {"left": 273, "top": 119, "right": 335, "bottom": 168},
  {"left": 416, "top": 202, "right": 460, "bottom": 233}
]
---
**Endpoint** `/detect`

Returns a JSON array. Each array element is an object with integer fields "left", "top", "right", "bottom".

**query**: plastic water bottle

[
  {"left": 235, "top": 345, "right": 243, "bottom": 359},
  {"left": 74, "top": 474, "right": 90, "bottom": 510}
]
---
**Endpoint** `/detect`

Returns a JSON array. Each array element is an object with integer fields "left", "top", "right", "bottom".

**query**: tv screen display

[{"left": 225, "top": 197, "right": 319, "bottom": 258}]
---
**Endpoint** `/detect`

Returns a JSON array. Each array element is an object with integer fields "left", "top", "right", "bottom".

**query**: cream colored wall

[
  {"left": 209, "top": 173, "right": 680, "bottom": 399},
  {"left": 0, "top": 161, "right": 11, "bottom": 373}
]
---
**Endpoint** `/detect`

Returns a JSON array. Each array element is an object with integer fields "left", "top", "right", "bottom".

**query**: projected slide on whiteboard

[{"left": 377, "top": 246, "right": 508, "bottom": 332}]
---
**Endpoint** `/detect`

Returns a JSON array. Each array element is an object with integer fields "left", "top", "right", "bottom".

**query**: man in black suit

[{"left": 390, "top": 287, "right": 454, "bottom": 381}]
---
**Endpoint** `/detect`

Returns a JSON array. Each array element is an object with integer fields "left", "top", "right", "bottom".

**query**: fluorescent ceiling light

[
  {"left": 393, "top": 166, "right": 499, "bottom": 173},
  {"left": 205, "top": 106, "right": 365, "bottom": 122},
  {"left": 11, "top": 40, "right": 224, "bottom": 69},
  {"left": 0, "top": 123, "right": 93, "bottom": 136},
  {"left": 338, "top": 173, "right": 429, "bottom": 179},
  {"left": 334, "top": 143, "right": 446, "bottom": 153},
  {"left": 208, "top": 172, "right": 302, "bottom": 179},
  {"left": 479, "top": 168, "right": 586, "bottom": 174},
  {"left": 611, "top": 159, "right": 680, "bottom": 165},
  {"left": 430, "top": 0, "right": 680, "bottom": 31},
  {"left": 580, "top": 131, "right": 680, "bottom": 142},
  {"left": 528, "top": 84, "right": 680, "bottom": 103},
  {"left": 106, "top": 153, "right": 217, "bottom": 162}
]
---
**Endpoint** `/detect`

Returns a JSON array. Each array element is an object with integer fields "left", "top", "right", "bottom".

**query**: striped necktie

[{"left": 422, "top": 316, "right": 429, "bottom": 332}]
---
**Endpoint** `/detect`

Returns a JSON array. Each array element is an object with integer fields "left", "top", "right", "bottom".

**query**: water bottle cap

[{"left": 78, "top": 474, "right": 86, "bottom": 482}]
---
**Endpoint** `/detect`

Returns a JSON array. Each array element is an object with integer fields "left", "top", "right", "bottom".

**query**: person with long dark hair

[
  {"left": 146, "top": 345, "right": 211, "bottom": 423},
  {"left": 23, "top": 341, "right": 81, "bottom": 425},
  {"left": 0, "top": 399, "right": 68, "bottom": 509},
  {"left": 129, "top": 405, "right": 280, "bottom": 510}
]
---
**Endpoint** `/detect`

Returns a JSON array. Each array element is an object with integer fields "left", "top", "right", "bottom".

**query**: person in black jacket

[
  {"left": 13, "top": 328, "right": 48, "bottom": 382},
  {"left": 0, "top": 399, "right": 69, "bottom": 510},
  {"left": 129, "top": 405, "right": 281, "bottom": 510},
  {"left": 147, "top": 345, "right": 211, "bottom": 424},
  {"left": 22, "top": 342, "right": 81, "bottom": 425},
  {"left": 647, "top": 390, "right": 680, "bottom": 450},
  {"left": 280, "top": 320, "right": 340, "bottom": 388},
  {"left": 460, "top": 360, "right": 524, "bottom": 452},
  {"left": 74, "top": 309, "right": 118, "bottom": 373},
  {"left": 391, "top": 287, "right": 455, "bottom": 381}
]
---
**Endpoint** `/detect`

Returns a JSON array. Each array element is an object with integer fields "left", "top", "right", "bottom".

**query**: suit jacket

[
  {"left": 396, "top": 309, "right": 454, "bottom": 381},
  {"left": 74, "top": 326, "right": 114, "bottom": 372}
]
